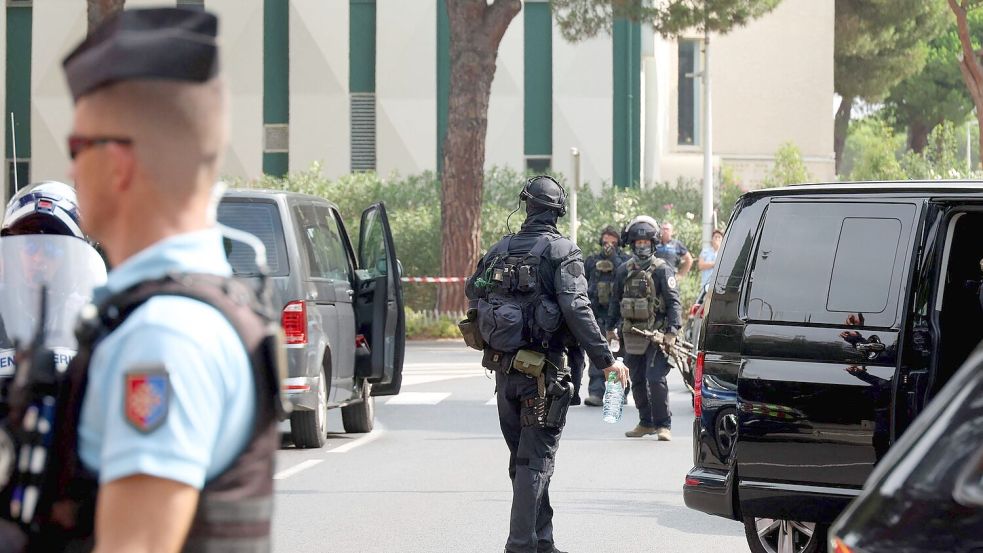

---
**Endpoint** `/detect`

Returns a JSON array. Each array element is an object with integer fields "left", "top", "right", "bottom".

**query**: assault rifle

[{"left": 629, "top": 327, "right": 697, "bottom": 393}]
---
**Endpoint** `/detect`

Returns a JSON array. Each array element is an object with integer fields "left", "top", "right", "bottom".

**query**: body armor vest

[
  {"left": 592, "top": 257, "right": 618, "bottom": 308},
  {"left": 620, "top": 258, "right": 668, "bottom": 355},
  {"left": 36, "top": 274, "right": 283, "bottom": 552},
  {"left": 475, "top": 235, "right": 562, "bottom": 355}
]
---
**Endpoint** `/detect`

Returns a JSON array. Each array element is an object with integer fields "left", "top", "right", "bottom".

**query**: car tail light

[
  {"left": 832, "top": 539, "right": 854, "bottom": 553},
  {"left": 694, "top": 351, "right": 705, "bottom": 417},
  {"left": 282, "top": 301, "right": 307, "bottom": 345},
  {"left": 689, "top": 304, "right": 700, "bottom": 317},
  {"left": 684, "top": 477, "right": 700, "bottom": 487}
]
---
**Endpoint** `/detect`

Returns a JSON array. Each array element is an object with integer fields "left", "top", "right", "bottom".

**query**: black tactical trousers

[
  {"left": 625, "top": 343, "right": 672, "bottom": 429},
  {"left": 496, "top": 369, "right": 563, "bottom": 553}
]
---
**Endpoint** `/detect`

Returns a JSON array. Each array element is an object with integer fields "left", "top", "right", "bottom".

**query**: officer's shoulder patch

[
  {"left": 566, "top": 262, "right": 583, "bottom": 277},
  {"left": 667, "top": 276, "right": 677, "bottom": 290},
  {"left": 124, "top": 366, "right": 170, "bottom": 433}
]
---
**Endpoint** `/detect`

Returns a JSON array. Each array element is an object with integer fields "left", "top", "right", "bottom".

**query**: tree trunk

[
  {"left": 908, "top": 120, "right": 933, "bottom": 154},
  {"left": 438, "top": 0, "right": 520, "bottom": 313},
  {"left": 834, "top": 95, "right": 853, "bottom": 176},
  {"left": 950, "top": 0, "right": 983, "bottom": 171},
  {"left": 87, "top": 0, "right": 126, "bottom": 35}
]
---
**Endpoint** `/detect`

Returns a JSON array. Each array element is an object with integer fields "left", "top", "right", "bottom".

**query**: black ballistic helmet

[
  {"left": 520, "top": 176, "right": 567, "bottom": 217},
  {"left": 621, "top": 215, "right": 660, "bottom": 247},
  {"left": 599, "top": 225, "right": 620, "bottom": 246},
  {"left": 1, "top": 181, "right": 85, "bottom": 239}
]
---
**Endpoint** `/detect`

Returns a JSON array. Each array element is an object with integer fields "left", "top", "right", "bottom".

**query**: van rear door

[{"left": 736, "top": 201, "right": 920, "bottom": 510}]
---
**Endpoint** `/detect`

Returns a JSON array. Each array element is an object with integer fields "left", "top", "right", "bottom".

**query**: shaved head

[{"left": 78, "top": 78, "right": 228, "bottom": 198}]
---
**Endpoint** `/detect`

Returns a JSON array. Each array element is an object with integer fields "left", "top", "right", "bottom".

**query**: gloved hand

[
  {"left": 663, "top": 332, "right": 677, "bottom": 349},
  {"left": 606, "top": 330, "right": 617, "bottom": 342}
]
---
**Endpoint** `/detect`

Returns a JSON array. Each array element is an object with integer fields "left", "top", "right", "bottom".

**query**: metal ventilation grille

[
  {"left": 351, "top": 93, "right": 377, "bottom": 172},
  {"left": 176, "top": 0, "right": 205, "bottom": 8},
  {"left": 6, "top": 0, "right": 32, "bottom": 6},
  {"left": 264, "top": 124, "right": 289, "bottom": 153}
]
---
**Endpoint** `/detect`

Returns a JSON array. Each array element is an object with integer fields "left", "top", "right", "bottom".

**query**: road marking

[
  {"left": 385, "top": 392, "right": 450, "bottom": 405},
  {"left": 401, "top": 374, "right": 480, "bottom": 387},
  {"left": 328, "top": 424, "right": 386, "bottom": 454},
  {"left": 274, "top": 459, "right": 323, "bottom": 480}
]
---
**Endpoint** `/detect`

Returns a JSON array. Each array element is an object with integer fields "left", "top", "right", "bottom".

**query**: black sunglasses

[{"left": 67, "top": 134, "right": 133, "bottom": 160}]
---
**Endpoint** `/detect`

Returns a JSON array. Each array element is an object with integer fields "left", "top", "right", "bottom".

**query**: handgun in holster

[{"left": 545, "top": 378, "right": 573, "bottom": 429}]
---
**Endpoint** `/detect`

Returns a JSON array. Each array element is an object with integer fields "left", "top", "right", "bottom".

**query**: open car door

[{"left": 355, "top": 202, "right": 405, "bottom": 396}]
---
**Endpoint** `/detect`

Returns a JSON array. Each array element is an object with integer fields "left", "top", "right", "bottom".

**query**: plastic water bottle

[{"left": 602, "top": 362, "right": 625, "bottom": 424}]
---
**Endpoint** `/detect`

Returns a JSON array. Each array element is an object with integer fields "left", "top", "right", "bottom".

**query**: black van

[{"left": 683, "top": 182, "right": 983, "bottom": 553}]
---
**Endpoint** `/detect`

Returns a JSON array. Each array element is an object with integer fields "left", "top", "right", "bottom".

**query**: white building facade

[{"left": 2, "top": 0, "right": 833, "bottom": 204}]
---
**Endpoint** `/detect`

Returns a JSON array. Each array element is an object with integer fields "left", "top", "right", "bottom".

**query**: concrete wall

[
  {"left": 30, "top": 0, "right": 85, "bottom": 184},
  {"left": 485, "top": 8, "right": 524, "bottom": 171},
  {"left": 376, "top": 0, "right": 436, "bottom": 175},
  {"left": 656, "top": 0, "right": 835, "bottom": 185},
  {"left": 553, "top": 27, "right": 612, "bottom": 191},
  {"left": 289, "top": 0, "right": 349, "bottom": 178},
  {"left": 210, "top": 0, "right": 264, "bottom": 180}
]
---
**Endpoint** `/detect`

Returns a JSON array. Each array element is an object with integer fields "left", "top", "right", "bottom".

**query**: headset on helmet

[
  {"left": 620, "top": 215, "right": 660, "bottom": 247},
  {"left": 1, "top": 181, "right": 85, "bottom": 240},
  {"left": 598, "top": 225, "right": 620, "bottom": 246},
  {"left": 519, "top": 175, "right": 567, "bottom": 217}
]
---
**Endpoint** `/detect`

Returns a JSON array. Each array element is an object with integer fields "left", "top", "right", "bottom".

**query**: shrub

[{"left": 233, "top": 167, "right": 714, "bottom": 312}]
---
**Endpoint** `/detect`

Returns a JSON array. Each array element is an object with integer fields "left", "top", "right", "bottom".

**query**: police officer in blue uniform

[
  {"left": 466, "top": 176, "right": 628, "bottom": 553},
  {"left": 0, "top": 9, "right": 281, "bottom": 552}
]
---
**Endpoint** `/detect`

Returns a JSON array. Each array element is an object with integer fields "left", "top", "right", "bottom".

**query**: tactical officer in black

[
  {"left": 464, "top": 176, "right": 628, "bottom": 553},
  {"left": 609, "top": 216, "right": 682, "bottom": 441},
  {"left": 581, "top": 226, "right": 629, "bottom": 406}
]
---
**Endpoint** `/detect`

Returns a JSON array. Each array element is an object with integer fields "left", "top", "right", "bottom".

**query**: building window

[
  {"left": 525, "top": 156, "right": 551, "bottom": 173},
  {"left": 677, "top": 39, "right": 700, "bottom": 146},
  {"left": 350, "top": 0, "right": 376, "bottom": 172},
  {"left": 524, "top": 1, "right": 552, "bottom": 166}
]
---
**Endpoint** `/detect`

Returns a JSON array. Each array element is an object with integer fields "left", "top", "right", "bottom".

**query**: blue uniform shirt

[{"left": 78, "top": 229, "right": 256, "bottom": 489}]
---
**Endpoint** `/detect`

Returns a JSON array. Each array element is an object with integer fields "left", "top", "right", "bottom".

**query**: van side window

[
  {"left": 747, "top": 202, "right": 914, "bottom": 327},
  {"left": 828, "top": 218, "right": 902, "bottom": 313},
  {"left": 295, "top": 204, "right": 350, "bottom": 281}
]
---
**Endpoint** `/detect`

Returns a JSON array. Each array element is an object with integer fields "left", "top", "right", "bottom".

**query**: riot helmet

[
  {"left": 519, "top": 176, "right": 567, "bottom": 217},
  {"left": 1, "top": 181, "right": 85, "bottom": 239},
  {"left": 622, "top": 216, "right": 660, "bottom": 260}
]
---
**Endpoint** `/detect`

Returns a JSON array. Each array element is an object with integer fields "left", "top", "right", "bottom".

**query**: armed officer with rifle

[
  {"left": 462, "top": 176, "right": 628, "bottom": 553},
  {"left": 0, "top": 8, "right": 284, "bottom": 552},
  {"left": 609, "top": 216, "right": 683, "bottom": 441}
]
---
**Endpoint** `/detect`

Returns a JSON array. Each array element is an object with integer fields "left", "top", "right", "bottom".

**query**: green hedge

[{"left": 234, "top": 166, "right": 725, "bottom": 313}]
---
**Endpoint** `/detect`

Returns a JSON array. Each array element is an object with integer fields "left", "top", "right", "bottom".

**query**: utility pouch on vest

[
  {"left": 477, "top": 299, "right": 526, "bottom": 353},
  {"left": 621, "top": 322, "right": 651, "bottom": 355},
  {"left": 595, "top": 259, "right": 615, "bottom": 273},
  {"left": 620, "top": 297, "right": 650, "bottom": 320},
  {"left": 482, "top": 348, "right": 510, "bottom": 372},
  {"left": 596, "top": 281, "right": 613, "bottom": 306},
  {"left": 459, "top": 308, "right": 485, "bottom": 351},
  {"left": 512, "top": 349, "right": 546, "bottom": 378}
]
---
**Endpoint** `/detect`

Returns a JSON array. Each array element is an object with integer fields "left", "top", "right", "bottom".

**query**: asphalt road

[{"left": 272, "top": 341, "right": 748, "bottom": 552}]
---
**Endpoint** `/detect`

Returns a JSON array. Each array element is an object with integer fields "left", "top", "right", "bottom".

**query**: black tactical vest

[
  {"left": 620, "top": 258, "right": 669, "bottom": 355},
  {"left": 475, "top": 234, "right": 562, "bottom": 354},
  {"left": 40, "top": 273, "right": 283, "bottom": 552}
]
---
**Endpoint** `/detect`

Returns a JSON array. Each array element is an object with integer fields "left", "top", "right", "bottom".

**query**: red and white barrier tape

[{"left": 401, "top": 276, "right": 468, "bottom": 283}]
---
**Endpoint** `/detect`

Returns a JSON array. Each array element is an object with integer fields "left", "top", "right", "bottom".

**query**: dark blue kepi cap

[{"left": 62, "top": 7, "right": 219, "bottom": 102}]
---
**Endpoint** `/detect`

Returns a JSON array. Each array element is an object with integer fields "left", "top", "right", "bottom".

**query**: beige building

[{"left": 3, "top": 0, "right": 833, "bottom": 205}]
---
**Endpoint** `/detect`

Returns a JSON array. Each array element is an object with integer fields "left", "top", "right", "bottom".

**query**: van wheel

[
  {"left": 290, "top": 369, "right": 328, "bottom": 448},
  {"left": 743, "top": 517, "right": 827, "bottom": 553},
  {"left": 342, "top": 381, "right": 375, "bottom": 433}
]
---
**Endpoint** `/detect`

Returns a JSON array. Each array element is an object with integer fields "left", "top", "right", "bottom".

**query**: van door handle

[
  {"left": 347, "top": 289, "right": 354, "bottom": 299},
  {"left": 855, "top": 341, "right": 885, "bottom": 354}
]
